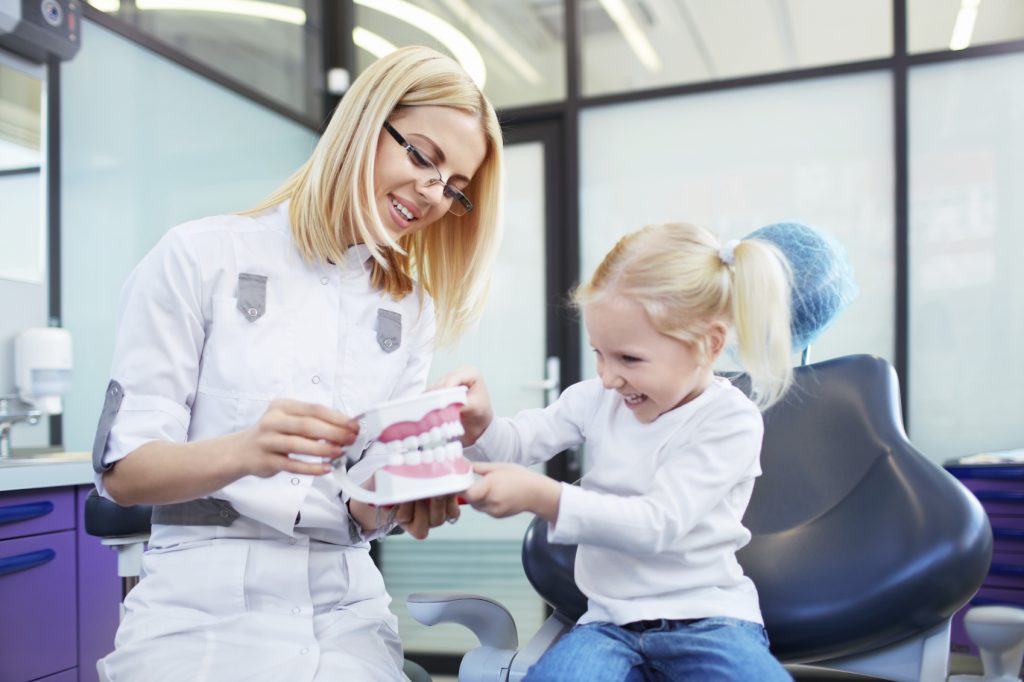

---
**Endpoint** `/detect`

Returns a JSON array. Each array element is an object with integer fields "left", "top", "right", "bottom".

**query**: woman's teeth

[
  {"left": 391, "top": 198, "right": 415, "bottom": 221},
  {"left": 625, "top": 393, "right": 646, "bottom": 405}
]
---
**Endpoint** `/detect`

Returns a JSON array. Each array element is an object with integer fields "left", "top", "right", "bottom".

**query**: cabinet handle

[
  {"left": 0, "top": 549, "right": 56, "bottom": 577},
  {"left": 0, "top": 501, "right": 54, "bottom": 526}
]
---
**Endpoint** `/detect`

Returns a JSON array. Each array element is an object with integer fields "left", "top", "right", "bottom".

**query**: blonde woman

[
  {"left": 92, "top": 46, "right": 504, "bottom": 680},
  {"left": 444, "top": 223, "right": 794, "bottom": 681}
]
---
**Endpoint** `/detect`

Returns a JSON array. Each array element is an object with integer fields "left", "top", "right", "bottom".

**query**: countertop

[{"left": 0, "top": 449, "right": 94, "bottom": 492}]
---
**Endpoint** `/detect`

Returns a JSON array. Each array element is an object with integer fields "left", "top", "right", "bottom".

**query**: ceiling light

[
  {"left": 950, "top": 0, "right": 981, "bottom": 51},
  {"left": 597, "top": 0, "right": 661, "bottom": 72},
  {"left": 437, "top": 0, "right": 541, "bottom": 85},
  {"left": 353, "top": 26, "right": 398, "bottom": 60},
  {"left": 133, "top": 0, "right": 306, "bottom": 26},
  {"left": 88, "top": 0, "right": 121, "bottom": 11},
  {"left": 355, "top": 0, "right": 486, "bottom": 88}
]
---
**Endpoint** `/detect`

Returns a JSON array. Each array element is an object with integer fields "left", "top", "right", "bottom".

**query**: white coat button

[
  {"left": 292, "top": 607, "right": 301, "bottom": 615},
  {"left": 291, "top": 477, "right": 300, "bottom": 486},
  {"left": 247, "top": 307, "right": 258, "bottom": 317},
  {"left": 383, "top": 339, "right": 394, "bottom": 349},
  {"left": 300, "top": 647, "right": 310, "bottom": 655},
  {"left": 311, "top": 375, "right": 320, "bottom": 384},
  {"left": 320, "top": 277, "right": 329, "bottom": 285}
]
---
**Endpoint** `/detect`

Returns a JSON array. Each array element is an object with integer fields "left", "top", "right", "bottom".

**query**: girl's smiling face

[
  {"left": 373, "top": 105, "right": 486, "bottom": 242},
  {"left": 585, "top": 294, "right": 722, "bottom": 423}
]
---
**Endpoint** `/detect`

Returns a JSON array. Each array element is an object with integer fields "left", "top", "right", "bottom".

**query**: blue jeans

[{"left": 522, "top": 617, "right": 793, "bottom": 682}]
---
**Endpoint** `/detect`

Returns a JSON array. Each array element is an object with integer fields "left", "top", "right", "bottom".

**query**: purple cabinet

[
  {"left": 0, "top": 486, "right": 119, "bottom": 682},
  {"left": 0, "top": 530, "right": 77, "bottom": 682},
  {"left": 946, "top": 464, "right": 1024, "bottom": 656}
]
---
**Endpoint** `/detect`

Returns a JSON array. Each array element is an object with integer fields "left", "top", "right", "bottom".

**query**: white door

[{"left": 381, "top": 132, "right": 562, "bottom": 658}]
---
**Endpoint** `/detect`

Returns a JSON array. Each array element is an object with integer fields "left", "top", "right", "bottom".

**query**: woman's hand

[
  {"left": 434, "top": 366, "right": 494, "bottom": 446},
  {"left": 463, "top": 462, "right": 561, "bottom": 522},
  {"left": 230, "top": 399, "right": 359, "bottom": 478},
  {"left": 348, "top": 494, "right": 460, "bottom": 540},
  {"left": 393, "top": 494, "right": 461, "bottom": 539}
]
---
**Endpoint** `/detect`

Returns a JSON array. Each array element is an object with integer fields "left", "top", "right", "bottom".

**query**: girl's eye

[
  {"left": 408, "top": 147, "right": 434, "bottom": 170},
  {"left": 621, "top": 355, "right": 642, "bottom": 363}
]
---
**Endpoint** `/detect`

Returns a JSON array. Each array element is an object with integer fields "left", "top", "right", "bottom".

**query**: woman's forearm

[{"left": 101, "top": 433, "right": 247, "bottom": 506}]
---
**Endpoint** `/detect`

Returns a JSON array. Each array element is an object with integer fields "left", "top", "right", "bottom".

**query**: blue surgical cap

[{"left": 745, "top": 221, "right": 858, "bottom": 352}]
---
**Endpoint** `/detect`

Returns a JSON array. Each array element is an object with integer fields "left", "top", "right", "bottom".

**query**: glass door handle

[{"left": 521, "top": 356, "right": 561, "bottom": 406}]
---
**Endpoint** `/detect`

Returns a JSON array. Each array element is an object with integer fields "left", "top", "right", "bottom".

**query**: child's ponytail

[{"left": 728, "top": 239, "right": 793, "bottom": 409}]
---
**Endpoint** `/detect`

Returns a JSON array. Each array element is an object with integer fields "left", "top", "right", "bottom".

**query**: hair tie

[{"left": 719, "top": 239, "right": 740, "bottom": 266}]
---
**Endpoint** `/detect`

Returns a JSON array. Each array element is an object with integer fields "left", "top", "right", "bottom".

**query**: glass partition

[
  {"left": 353, "top": 0, "right": 566, "bottom": 109},
  {"left": 0, "top": 55, "right": 44, "bottom": 284},
  {"left": 908, "top": 52, "right": 1024, "bottom": 462},
  {"left": 0, "top": 50, "right": 50, "bottom": 449},
  {"left": 85, "top": 0, "right": 323, "bottom": 120},
  {"left": 581, "top": 0, "right": 892, "bottom": 97},
  {"left": 60, "top": 20, "right": 318, "bottom": 451},
  {"left": 579, "top": 71, "right": 895, "bottom": 379},
  {"left": 909, "top": 0, "right": 1024, "bottom": 54}
]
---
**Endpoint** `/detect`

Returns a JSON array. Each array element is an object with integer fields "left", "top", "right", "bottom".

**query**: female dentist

[{"left": 91, "top": 46, "right": 505, "bottom": 681}]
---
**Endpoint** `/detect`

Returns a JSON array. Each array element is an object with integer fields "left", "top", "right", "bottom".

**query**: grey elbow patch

[{"left": 91, "top": 380, "right": 124, "bottom": 473}]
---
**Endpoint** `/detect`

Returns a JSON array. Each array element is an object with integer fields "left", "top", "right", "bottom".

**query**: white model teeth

[
  {"left": 379, "top": 419, "right": 466, "bottom": 465},
  {"left": 391, "top": 198, "right": 415, "bottom": 220}
]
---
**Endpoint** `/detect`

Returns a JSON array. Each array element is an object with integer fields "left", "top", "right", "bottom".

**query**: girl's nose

[{"left": 600, "top": 371, "right": 624, "bottom": 390}]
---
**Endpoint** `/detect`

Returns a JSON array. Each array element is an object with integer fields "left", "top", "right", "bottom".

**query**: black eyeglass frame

[{"left": 382, "top": 121, "right": 474, "bottom": 216}]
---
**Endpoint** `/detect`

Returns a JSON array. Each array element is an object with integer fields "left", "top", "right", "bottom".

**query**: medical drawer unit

[
  {"left": 946, "top": 463, "right": 1024, "bottom": 657},
  {"left": 0, "top": 485, "right": 119, "bottom": 682}
]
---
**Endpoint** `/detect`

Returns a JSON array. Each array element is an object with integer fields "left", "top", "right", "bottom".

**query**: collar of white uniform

[{"left": 342, "top": 243, "right": 373, "bottom": 269}]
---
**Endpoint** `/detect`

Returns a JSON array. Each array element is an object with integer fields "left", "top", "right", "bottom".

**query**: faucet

[{"left": 0, "top": 395, "right": 42, "bottom": 460}]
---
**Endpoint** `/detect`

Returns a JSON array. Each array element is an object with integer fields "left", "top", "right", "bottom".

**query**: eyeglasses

[{"left": 383, "top": 121, "right": 474, "bottom": 216}]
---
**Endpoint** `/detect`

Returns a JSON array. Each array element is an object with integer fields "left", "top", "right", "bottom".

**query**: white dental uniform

[
  {"left": 465, "top": 377, "right": 767, "bottom": 627},
  {"left": 94, "top": 201, "right": 434, "bottom": 681}
]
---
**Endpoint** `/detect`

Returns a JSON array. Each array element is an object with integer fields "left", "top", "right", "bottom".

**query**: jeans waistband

[{"left": 622, "top": 618, "right": 700, "bottom": 633}]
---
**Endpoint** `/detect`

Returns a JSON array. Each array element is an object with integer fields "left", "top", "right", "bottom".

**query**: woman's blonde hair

[
  {"left": 245, "top": 46, "right": 504, "bottom": 346},
  {"left": 575, "top": 223, "right": 794, "bottom": 410}
]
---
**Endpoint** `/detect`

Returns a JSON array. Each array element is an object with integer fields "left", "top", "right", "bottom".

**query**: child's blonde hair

[
  {"left": 246, "top": 46, "right": 504, "bottom": 346},
  {"left": 575, "top": 223, "right": 794, "bottom": 410}
]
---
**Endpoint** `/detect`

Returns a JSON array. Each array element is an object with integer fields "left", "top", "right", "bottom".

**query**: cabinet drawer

[
  {"left": 0, "top": 531, "right": 77, "bottom": 682},
  {"left": 0, "top": 488, "right": 75, "bottom": 541}
]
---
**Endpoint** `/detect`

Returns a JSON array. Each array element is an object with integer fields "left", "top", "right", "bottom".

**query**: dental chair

[
  {"left": 406, "top": 354, "right": 996, "bottom": 682},
  {"left": 83, "top": 490, "right": 433, "bottom": 682}
]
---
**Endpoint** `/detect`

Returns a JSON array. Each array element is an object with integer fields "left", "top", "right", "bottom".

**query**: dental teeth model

[{"left": 332, "top": 386, "right": 473, "bottom": 506}]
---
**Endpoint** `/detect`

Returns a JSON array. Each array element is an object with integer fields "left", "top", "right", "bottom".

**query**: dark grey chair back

[{"left": 521, "top": 355, "right": 992, "bottom": 663}]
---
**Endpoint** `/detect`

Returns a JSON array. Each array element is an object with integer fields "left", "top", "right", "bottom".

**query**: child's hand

[
  {"left": 433, "top": 366, "right": 494, "bottom": 446},
  {"left": 463, "top": 462, "right": 561, "bottom": 522}
]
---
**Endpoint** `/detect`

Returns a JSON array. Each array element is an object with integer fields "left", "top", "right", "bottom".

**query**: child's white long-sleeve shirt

[{"left": 465, "top": 376, "right": 766, "bottom": 626}]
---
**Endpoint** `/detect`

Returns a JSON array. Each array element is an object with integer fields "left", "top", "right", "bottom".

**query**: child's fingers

[
  {"left": 472, "top": 461, "right": 501, "bottom": 475},
  {"left": 462, "top": 479, "right": 489, "bottom": 505},
  {"left": 431, "top": 366, "right": 479, "bottom": 390}
]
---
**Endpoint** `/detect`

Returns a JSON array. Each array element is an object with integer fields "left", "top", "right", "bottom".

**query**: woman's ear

[{"left": 704, "top": 321, "right": 729, "bottom": 363}]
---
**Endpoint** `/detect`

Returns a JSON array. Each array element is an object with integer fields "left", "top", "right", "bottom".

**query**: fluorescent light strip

[
  {"left": 89, "top": 0, "right": 121, "bottom": 11},
  {"left": 353, "top": 27, "right": 399, "bottom": 60},
  {"left": 597, "top": 0, "right": 661, "bottom": 72},
  {"left": 950, "top": 0, "right": 981, "bottom": 51},
  {"left": 133, "top": 0, "right": 306, "bottom": 26},
  {"left": 438, "top": 0, "right": 541, "bottom": 85},
  {"left": 355, "top": 0, "right": 486, "bottom": 88}
]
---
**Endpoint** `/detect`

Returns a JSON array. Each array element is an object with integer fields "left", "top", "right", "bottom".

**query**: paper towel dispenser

[{"left": 0, "top": 0, "right": 81, "bottom": 63}]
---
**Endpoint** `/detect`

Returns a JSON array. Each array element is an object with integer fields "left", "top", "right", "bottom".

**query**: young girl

[
  {"left": 93, "top": 46, "right": 504, "bottom": 680},
  {"left": 444, "top": 222, "right": 795, "bottom": 681}
]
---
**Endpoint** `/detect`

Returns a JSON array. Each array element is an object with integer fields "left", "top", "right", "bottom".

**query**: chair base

[{"left": 793, "top": 619, "right": 951, "bottom": 682}]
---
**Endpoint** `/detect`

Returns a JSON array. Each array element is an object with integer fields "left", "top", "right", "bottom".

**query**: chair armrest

[{"left": 407, "top": 592, "right": 518, "bottom": 650}]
